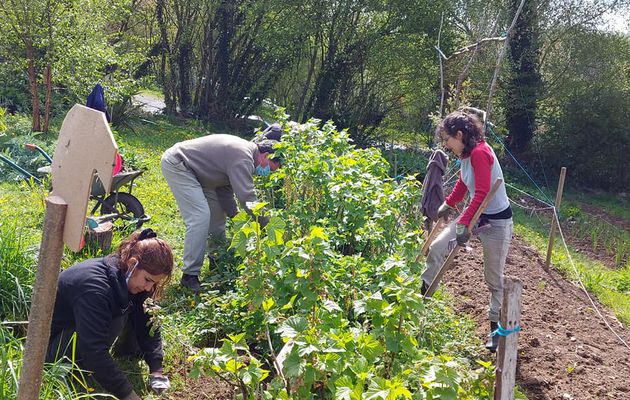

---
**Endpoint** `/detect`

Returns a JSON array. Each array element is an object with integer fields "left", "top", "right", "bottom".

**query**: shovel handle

[{"left": 421, "top": 219, "right": 443, "bottom": 256}]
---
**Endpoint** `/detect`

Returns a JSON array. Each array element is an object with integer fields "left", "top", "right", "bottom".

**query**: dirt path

[
  {"left": 132, "top": 92, "right": 165, "bottom": 114},
  {"left": 442, "top": 235, "right": 630, "bottom": 399}
]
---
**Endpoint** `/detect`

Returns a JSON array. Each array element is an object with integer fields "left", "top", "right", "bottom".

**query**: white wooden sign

[{"left": 50, "top": 104, "right": 118, "bottom": 251}]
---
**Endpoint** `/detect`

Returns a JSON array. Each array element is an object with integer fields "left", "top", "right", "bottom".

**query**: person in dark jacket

[{"left": 46, "top": 229, "right": 174, "bottom": 400}]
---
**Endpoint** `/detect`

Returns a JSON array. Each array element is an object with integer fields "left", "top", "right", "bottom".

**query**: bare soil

[
  {"left": 443, "top": 235, "right": 630, "bottom": 399},
  {"left": 166, "top": 376, "right": 233, "bottom": 400}
]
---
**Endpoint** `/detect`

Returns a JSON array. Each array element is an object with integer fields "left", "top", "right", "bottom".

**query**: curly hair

[
  {"left": 116, "top": 230, "right": 174, "bottom": 299},
  {"left": 437, "top": 110, "right": 485, "bottom": 158}
]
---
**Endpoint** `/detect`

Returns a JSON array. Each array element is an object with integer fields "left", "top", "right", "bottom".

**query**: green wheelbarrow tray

[
  {"left": 91, "top": 169, "right": 144, "bottom": 197},
  {"left": 24, "top": 143, "right": 149, "bottom": 229},
  {"left": 35, "top": 165, "right": 144, "bottom": 200}
]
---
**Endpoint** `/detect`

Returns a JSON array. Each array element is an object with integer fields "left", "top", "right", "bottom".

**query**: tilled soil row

[{"left": 442, "top": 235, "right": 630, "bottom": 399}]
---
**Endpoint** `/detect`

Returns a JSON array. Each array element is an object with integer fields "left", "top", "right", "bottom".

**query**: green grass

[
  {"left": 564, "top": 189, "right": 630, "bottom": 220},
  {"left": 137, "top": 88, "right": 164, "bottom": 100}
]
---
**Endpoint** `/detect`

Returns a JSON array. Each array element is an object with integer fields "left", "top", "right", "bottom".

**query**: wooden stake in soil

[
  {"left": 545, "top": 167, "right": 567, "bottom": 268},
  {"left": 425, "top": 178, "right": 503, "bottom": 297},
  {"left": 494, "top": 277, "right": 524, "bottom": 400},
  {"left": 17, "top": 197, "right": 67, "bottom": 400}
]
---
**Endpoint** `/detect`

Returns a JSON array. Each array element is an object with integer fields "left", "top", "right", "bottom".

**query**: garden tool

[{"left": 423, "top": 178, "right": 504, "bottom": 298}]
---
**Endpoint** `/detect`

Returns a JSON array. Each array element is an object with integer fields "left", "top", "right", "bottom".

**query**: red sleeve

[
  {"left": 445, "top": 170, "right": 468, "bottom": 207},
  {"left": 457, "top": 144, "right": 493, "bottom": 226}
]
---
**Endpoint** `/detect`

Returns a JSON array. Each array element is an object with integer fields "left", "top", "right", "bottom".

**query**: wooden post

[
  {"left": 494, "top": 277, "right": 524, "bottom": 400},
  {"left": 85, "top": 221, "right": 114, "bottom": 252},
  {"left": 545, "top": 167, "right": 567, "bottom": 268},
  {"left": 425, "top": 178, "right": 503, "bottom": 297},
  {"left": 17, "top": 196, "right": 67, "bottom": 400}
]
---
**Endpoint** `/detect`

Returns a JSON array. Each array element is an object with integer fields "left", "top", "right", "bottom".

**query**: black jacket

[
  {"left": 49, "top": 256, "right": 163, "bottom": 398},
  {"left": 421, "top": 149, "right": 448, "bottom": 222}
]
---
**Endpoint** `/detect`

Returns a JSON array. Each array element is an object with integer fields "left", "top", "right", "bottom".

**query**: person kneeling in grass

[{"left": 46, "top": 229, "right": 173, "bottom": 399}]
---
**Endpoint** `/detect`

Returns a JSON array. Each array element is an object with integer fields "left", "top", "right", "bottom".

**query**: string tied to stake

[{"left": 491, "top": 322, "right": 521, "bottom": 337}]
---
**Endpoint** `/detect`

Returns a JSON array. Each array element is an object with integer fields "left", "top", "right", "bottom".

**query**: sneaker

[
  {"left": 486, "top": 321, "right": 499, "bottom": 353},
  {"left": 180, "top": 274, "right": 201, "bottom": 293}
]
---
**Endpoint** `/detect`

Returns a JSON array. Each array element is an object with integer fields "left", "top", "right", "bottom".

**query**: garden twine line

[{"left": 554, "top": 208, "right": 630, "bottom": 350}]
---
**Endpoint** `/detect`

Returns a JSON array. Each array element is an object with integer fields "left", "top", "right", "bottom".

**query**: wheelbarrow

[{"left": 1, "top": 143, "right": 149, "bottom": 229}]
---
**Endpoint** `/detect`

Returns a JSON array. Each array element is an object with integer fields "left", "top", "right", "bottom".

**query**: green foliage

[
  {"left": 0, "top": 114, "right": 55, "bottom": 183},
  {"left": 0, "top": 0, "right": 146, "bottom": 123},
  {"left": 538, "top": 31, "right": 630, "bottom": 192},
  {"left": 0, "top": 326, "right": 107, "bottom": 399},
  {"left": 0, "top": 107, "right": 6, "bottom": 132},
  {"left": 188, "top": 119, "right": 494, "bottom": 398}
]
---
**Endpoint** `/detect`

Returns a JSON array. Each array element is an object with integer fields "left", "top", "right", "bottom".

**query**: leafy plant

[
  {"left": 188, "top": 119, "right": 494, "bottom": 398},
  {"left": 0, "top": 107, "right": 6, "bottom": 132}
]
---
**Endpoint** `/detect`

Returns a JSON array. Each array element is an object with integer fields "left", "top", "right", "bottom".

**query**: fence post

[
  {"left": 494, "top": 277, "right": 524, "bottom": 400},
  {"left": 545, "top": 167, "right": 567, "bottom": 268},
  {"left": 17, "top": 196, "right": 67, "bottom": 400}
]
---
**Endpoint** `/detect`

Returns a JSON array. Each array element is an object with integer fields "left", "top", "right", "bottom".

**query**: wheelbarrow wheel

[{"left": 101, "top": 192, "right": 146, "bottom": 229}]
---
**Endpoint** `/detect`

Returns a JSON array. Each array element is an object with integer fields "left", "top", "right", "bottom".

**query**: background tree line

[{"left": 1, "top": 0, "right": 628, "bottom": 190}]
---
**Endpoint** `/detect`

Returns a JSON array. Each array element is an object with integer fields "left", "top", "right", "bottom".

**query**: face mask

[
  {"left": 126, "top": 260, "right": 139, "bottom": 285},
  {"left": 255, "top": 165, "right": 271, "bottom": 177}
]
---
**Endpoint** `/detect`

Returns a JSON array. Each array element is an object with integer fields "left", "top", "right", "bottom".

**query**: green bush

[
  {"left": 538, "top": 86, "right": 630, "bottom": 192},
  {"left": 189, "top": 119, "right": 496, "bottom": 399},
  {"left": 0, "top": 114, "right": 55, "bottom": 184}
]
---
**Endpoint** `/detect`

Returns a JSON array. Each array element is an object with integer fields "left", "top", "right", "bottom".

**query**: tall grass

[
  {"left": 0, "top": 326, "right": 110, "bottom": 399},
  {"left": 0, "top": 218, "right": 36, "bottom": 322}
]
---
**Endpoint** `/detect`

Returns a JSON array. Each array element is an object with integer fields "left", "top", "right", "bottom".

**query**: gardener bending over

[
  {"left": 161, "top": 134, "right": 281, "bottom": 292},
  {"left": 421, "top": 110, "right": 513, "bottom": 352},
  {"left": 47, "top": 229, "right": 174, "bottom": 399}
]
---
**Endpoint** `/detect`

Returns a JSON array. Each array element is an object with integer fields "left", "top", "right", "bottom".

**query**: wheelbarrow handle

[
  {"left": 24, "top": 143, "right": 53, "bottom": 163},
  {"left": 0, "top": 154, "right": 42, "bottom": 186}
]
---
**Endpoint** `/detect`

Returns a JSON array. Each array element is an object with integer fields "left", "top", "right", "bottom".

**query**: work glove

[
  {"left": 437, "top": 202, "right": 454, "bottom": 221},
  {"left": 455, "top": 223, "right": 471, "bottom": 246},
  {"left": 148, "top": 373, "right": 170, "bottom": 395}
]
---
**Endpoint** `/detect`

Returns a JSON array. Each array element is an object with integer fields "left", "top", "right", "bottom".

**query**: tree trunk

[
  {"left": 215, "top": 0, "right": 233, "bottom": 120},
  {"left": 156, "top": 0, "right": 177, "bottom": 114},
  {"left": 177, "top": 40, "right": 192, "bottom": 113},
  {"left": 505, "top": 0, "right": 541, "bottom": 154},
  {"left": 296, "top": 41, "right": 319, "bottom": 122},
  {"left": 25, "top": 39, "right": 41, "bottom": 132},
  {"left": 43, "top": 64, "right": 52, "bottom": 133}
]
